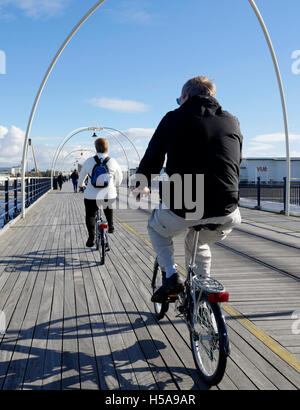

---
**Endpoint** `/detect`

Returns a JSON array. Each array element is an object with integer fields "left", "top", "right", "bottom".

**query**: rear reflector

[
  {"left": 208, "top": 292, "right": 229, "bottom": 303},
  {"left": 99, "top": 224, "right": 108, "bottom": 229}
]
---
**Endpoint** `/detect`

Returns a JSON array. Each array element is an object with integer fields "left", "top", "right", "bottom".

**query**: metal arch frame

[
  {"left": 101, "top": 126, "right": 141, "bottom": 163},
  {"left": 50, "top": 127, "right": 93, "bottom": 185},
  {"left": 20, "top": 0, "right": 291, "bottom": 217},
  {"left": 61, "top": 148, "right": 95, "bottom": 171},
  {"left": 21, "top": 0, "right": 107, "bottom": 218},
  {"left": 51, "top": 126, "right": 132, "bottom": 184},
  {"left": 248, "top": 0, "right": 290, "bottom": 215}
]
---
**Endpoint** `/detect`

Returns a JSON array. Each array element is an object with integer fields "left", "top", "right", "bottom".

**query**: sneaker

[
  {"left": 151, "top": 272, "right": 184, "bottom": 303},
  {"left": 108, "top": 226, "right": 114, "bottom": 234},
  {"left": 86, "top": 236, "right": 94, "bottom": 247}
]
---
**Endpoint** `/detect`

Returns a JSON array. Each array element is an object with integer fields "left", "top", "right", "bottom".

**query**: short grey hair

[{"left": 181, "top": 76, "right": 216, "bottom": 98}]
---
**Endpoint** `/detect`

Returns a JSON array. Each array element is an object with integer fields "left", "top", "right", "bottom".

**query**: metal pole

[
  {"left": 29, "top": 139, "right": 39, "bottom": 176},
  {"left": 20, "top": 0, "right": 106, "bottom": 218},
  {"left": 248, "top": 0, "right": 291, "bottom": 216}
]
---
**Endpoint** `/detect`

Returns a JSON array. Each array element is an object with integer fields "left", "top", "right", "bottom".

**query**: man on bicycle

[
  {"left": 78, "top": 137, "right": 123, "bottom": 247},
  {"left": 133, "top": 76, "right": 242, "bottom": 302}
]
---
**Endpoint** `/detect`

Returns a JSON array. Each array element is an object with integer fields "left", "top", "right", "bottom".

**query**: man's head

[
  {"left": 177, "top": 76, "right": 216, "bottom": 106},
  {"left": 95, "top": 137, "right": 109, "bottom": 153}
]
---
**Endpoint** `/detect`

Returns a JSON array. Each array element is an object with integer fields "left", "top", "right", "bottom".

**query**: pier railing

[
  {"left": 0, "top": 177, "right": 51, "bottom": 228},
  {"left": 239, "top": 177, "right": 300, "bottom": 213}
]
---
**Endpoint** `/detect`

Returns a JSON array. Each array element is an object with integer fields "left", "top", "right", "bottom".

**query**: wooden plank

[
  {"left": 1, "top": 205, "right": 58, "bottom": 390},
  {"left": 0, "top": 206, "right": 56, "bottom": 389},
  {"left": 22, "top": 197, "right": 63, "bottom": 389},
  {"left": 61, "top": 199, "right": 80, "bottom": 390}
]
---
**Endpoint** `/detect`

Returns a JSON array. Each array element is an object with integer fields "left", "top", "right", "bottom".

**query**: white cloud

[
  {"left": 124, "top": 127, "right": 154, "bottom": 140},
  {"left": 244, "top": 142, "right": 275, "bottom": 157},
  {"left": 0, "top": 125, "right": 153, "bottom": 171},
  {"left": 89, "top": 97, "right": 149, "bottom": 113},
  {"left": 0, "top": 0, "right": 70, "bottom": 19},
  {"left": 253, "top": 133, "right": 300, "bottom": 142},
  {"left": 106, "top": 0, "right": 152, "bottom": 25},
  {"left": 0, "top": 125, "right": 25, "bottom": 165}
]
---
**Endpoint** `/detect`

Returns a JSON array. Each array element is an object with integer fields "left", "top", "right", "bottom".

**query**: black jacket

[{"left": 136, "top": 95, "right": 243, "bottom": 219}]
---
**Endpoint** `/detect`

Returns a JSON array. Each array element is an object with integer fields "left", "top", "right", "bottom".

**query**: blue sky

[{"left": 1, "top": 0, "right": 300, "bottom": 171}]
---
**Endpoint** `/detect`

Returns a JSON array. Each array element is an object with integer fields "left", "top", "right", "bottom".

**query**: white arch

[
  {"left": 21, "top": 0, "right": 106, "bottom": 218},
  {"left": 248, "top": 0, "right": 290, "bottom": 215},
  {"left": 51, "top": 127, "right": 132, "bottom": 185},
  {"left": 21, "top": 0, "right": 291, "bottom": 217},
  {"left": 61, "top": 148, "right": 95, "bottom": 171}
]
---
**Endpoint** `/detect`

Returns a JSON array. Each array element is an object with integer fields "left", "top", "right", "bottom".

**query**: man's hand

[{"left": 131, "top": 186, "right": 150, "bottom": 201}]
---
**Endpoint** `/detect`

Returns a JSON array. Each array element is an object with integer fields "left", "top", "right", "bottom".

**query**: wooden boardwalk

[{"left": 0, "top": 182, "right": 299, "bottom": 390}]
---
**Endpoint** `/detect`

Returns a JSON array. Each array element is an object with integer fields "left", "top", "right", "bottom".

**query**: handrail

[{"left": 0, "top": 177, "right": 51, "bottom": 228}]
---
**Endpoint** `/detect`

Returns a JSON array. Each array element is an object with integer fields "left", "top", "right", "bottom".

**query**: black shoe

[
  {"left": 108, "top": 226, "right": 114, "bottom": 234},
  {"left": 86, "top": 236, "right": 94, "bottom": 247},
  {"left": 151, "top": 272, "right": 184, "bottom": 303}
]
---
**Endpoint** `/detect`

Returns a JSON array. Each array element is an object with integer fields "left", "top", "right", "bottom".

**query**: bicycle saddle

[{"left": 193, "top": 223, "right": 222, "bottom": 232}]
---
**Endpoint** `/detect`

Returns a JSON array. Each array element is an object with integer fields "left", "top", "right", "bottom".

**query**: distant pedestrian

[
  {"left": 57, "top": 173, "right": 64, "bottom": 191},
  {"left": 71, "top": 169, "right": 79, "bottom": 192}
]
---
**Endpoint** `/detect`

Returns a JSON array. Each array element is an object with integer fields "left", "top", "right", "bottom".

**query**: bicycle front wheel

[
  {"left": 190, "top": 299, "right": 229, "bottom": 386},
  {"left": 151, "top": 259, "right": 168, "bottom": 320}
]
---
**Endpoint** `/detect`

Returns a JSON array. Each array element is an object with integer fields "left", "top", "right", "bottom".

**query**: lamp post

[
  {"left": 248, "top": 0, "right": 291, "bottom": 216},
  {"left": 20, "top": 0, "right": 106, "bottom": 218}
]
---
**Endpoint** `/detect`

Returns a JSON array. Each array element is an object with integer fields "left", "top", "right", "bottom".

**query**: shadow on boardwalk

[
  {"left": 1, "top": 248, "right": 99, "bottom": 273},
  {"left": 0, "top": 312, "right": 208, "bottom": 390}
]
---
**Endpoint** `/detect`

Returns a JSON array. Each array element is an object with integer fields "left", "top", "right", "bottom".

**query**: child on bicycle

[{"left": 78, "top": 137, "right": 123, "bottom": 247}]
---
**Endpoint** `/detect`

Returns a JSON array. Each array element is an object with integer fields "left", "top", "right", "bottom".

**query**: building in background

[{"left": 240, "top": 158, "right": 300, "bottom": 183}]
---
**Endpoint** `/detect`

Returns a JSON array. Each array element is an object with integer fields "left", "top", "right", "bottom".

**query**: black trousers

[{"left": 84, "top": 198, "right": 114, "bottom": 237}]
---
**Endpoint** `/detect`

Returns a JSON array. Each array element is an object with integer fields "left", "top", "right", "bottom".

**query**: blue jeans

[{"left": 72, "top": 180, "right": 78, "bottom": 192}]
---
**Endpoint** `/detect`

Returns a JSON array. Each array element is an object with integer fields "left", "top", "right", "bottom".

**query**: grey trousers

[{"left": 147, "top": 205, "right": 241, "bottom": 277}]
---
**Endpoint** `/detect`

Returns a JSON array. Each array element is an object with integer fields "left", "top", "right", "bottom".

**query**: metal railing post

[
  {"left": 13, "top": 179, "right": 18, "bottom": 217},
  {"left": 283, "top": 177, "right": 287, "bottom": 214},
  {"left": 256, "top": 177, "right": 261, "bottom": 209},
  {"left": 4, "top": 180, "right": 9, "bottom": 224}
]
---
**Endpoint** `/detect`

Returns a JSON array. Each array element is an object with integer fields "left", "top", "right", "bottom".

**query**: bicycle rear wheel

[
  {"left": 95, "top": 220, "right": 100, "bottom": 250},
  {"left": 100, "top": 229, "right": 105, "bottom": 265},
  {"left": 190, "top": 299, "right": 229, "bottom": 386},
  {"left": 151, "top": 259, "right": 168, "bottom": 320}
]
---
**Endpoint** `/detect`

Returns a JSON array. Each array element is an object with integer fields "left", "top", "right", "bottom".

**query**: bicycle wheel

[
  {"left": 100, "top": 229, "right": 105, "bottom": 265},
  {"left": 95, "top": 220, "right": 100, "bottom": 250},
  {"left": 190, "top": 298, "right": 229, "bottom": 386},
  {"left": 151, "top": 259, "right": 168, "bottom": 320}
]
